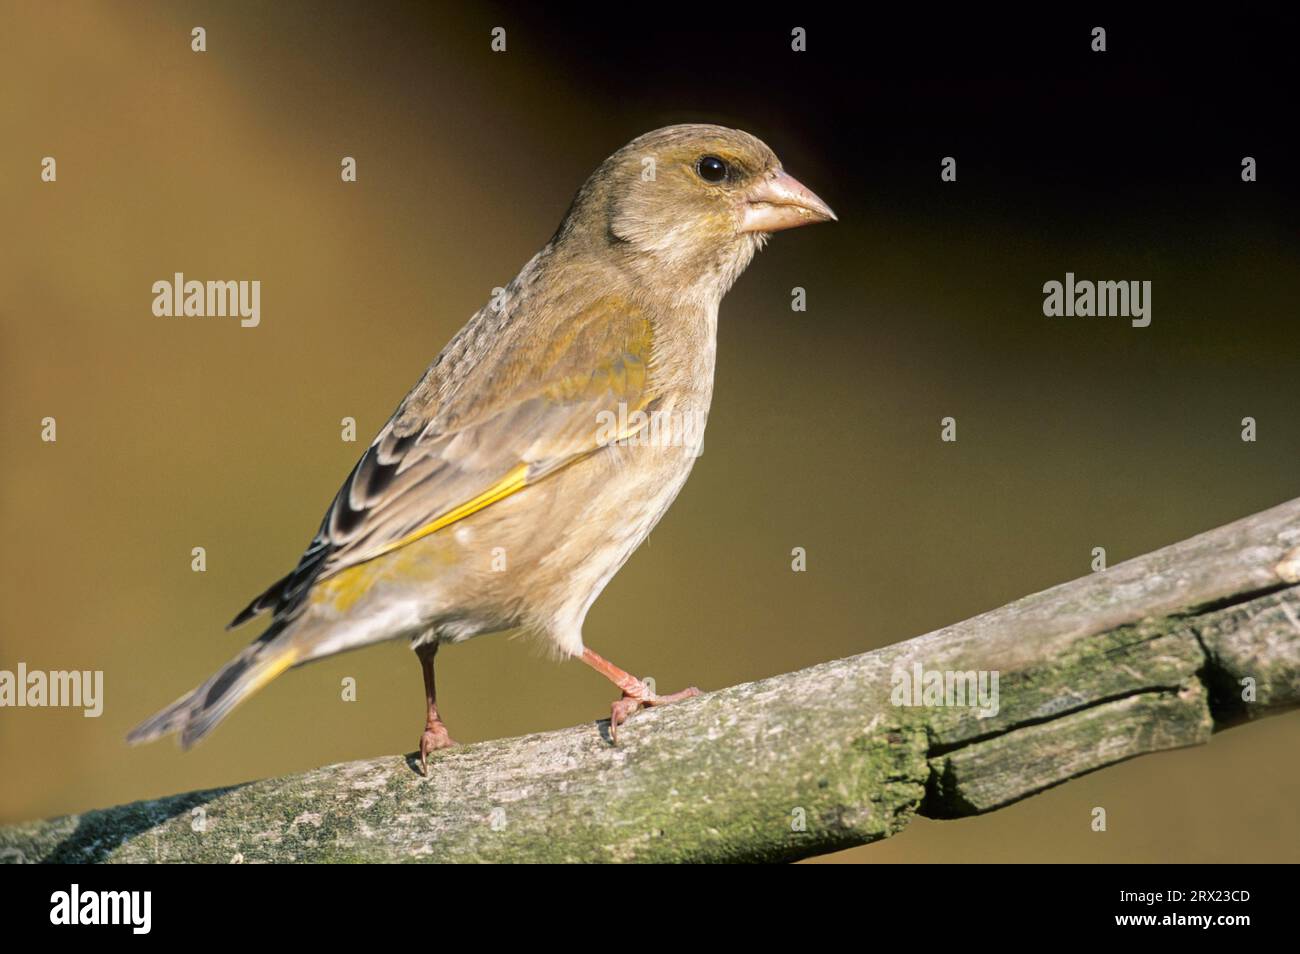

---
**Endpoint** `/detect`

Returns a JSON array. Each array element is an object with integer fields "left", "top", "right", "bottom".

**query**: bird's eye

[{"left": 695, "top": 155, "right": 729, "bottom": 184}]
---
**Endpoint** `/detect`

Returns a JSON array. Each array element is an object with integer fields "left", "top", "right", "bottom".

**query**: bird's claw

[
  {"left": 608, "top": 681, "right": 701, "bottom": 744},
  {"left": 418, "top": 722, "right": 458, "bottom": 776}
]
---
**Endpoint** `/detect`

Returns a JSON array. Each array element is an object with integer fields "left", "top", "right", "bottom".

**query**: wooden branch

[{"left": 4, "top": 500, "right": 1298, "bottom": 863}]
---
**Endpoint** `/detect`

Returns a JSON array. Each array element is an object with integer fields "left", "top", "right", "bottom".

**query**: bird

[{"left": 127, "top": 124, "right": 836, "bottom": 772}]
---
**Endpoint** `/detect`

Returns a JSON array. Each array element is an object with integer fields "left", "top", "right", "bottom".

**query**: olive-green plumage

[{"left": 129, "top": 124, "right": 835, "bottom": 749}]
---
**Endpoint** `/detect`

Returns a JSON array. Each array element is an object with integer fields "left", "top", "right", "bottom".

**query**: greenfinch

[{"left": 128, "top": 124, "right": 836, "bottom": 771}]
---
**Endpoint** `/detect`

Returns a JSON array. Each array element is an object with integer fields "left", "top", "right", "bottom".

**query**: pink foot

[
  {"left": 609, "top": 682, "right": 701, "bottom": 744},
  {"left": 418, "top": 721, "right": 458, "bottom": 776}
]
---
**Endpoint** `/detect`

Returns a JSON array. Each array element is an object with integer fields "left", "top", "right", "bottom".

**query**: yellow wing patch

[
  {"left": 310, "top": 463, "right": 530, "bottom": 613},
  {"left": 383, "top": 462, "right": 530, "bottom": 555}
]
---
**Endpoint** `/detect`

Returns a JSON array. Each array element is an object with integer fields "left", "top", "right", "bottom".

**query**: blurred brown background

[{"left": 2, "top": 3, "right": 1297, "bottom": 862}]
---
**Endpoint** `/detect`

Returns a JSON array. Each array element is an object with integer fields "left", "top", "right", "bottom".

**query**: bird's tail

[{"left": 127, "top": 631, "right": 300, "bottom": 749}]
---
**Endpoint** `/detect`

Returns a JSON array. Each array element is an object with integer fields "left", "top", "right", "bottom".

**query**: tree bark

[{"left": 3, "top": 499, "right": 1298, "bottom": 863}]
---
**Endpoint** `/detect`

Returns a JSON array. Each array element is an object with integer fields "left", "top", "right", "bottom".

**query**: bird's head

[{"left": 554, "top": 124, "right": 836, "bottom": 301}]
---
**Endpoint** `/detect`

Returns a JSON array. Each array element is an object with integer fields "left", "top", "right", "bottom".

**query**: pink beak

[{"left": 739, "top": 169, "right": 837, "bottom": 233}]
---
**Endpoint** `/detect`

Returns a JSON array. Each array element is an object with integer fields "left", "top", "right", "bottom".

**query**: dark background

[{"left": 2, "top": 3, "right": 1297, "bottom": 861}]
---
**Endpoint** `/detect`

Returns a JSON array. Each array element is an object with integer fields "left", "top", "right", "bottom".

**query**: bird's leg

[
  {"left": 581, "top": 647, "right": 700, "bottom": 743},
  {"left": 416, "top": 642, "right": 456, "bottom": 775}
]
